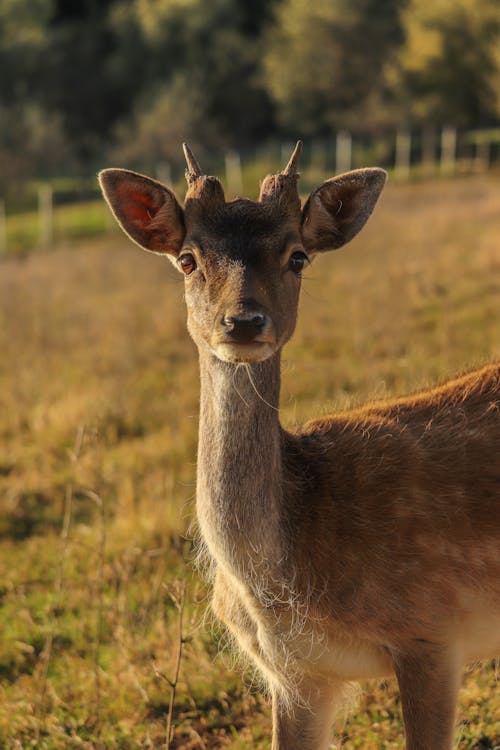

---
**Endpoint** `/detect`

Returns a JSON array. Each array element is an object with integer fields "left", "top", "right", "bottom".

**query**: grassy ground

[
  {"left": 3, "top": 200, "right": 115, "bottom": 256},
  {"left": 0, "top": 175, "right": 499, "bottom": 749}
]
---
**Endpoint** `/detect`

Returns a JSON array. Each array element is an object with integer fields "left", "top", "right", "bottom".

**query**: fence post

[
  {"left": 475, "top": 138, "right": 490, "bottom": 172},
  {"left": 225, "top": 151, "right": 243, "bottom": 197},
  {"left": 440, "top": 126, "right": 457, "bottom": 175},
  {"left": 310, "top": 140, "right": 327, "bottom": 174},
  {"left": 422, "top": 126, "right": 436, "bottom": 175},
  {"left": 0, "top": 200, "right": 7, "bottom": 255},
  {"left": 38, "top": 184, "right": 53, "bottom": 249},
  {"left": 156, "top": 161, "right": 172, "bottom": 186},
  {"left": 395, "top": 129, "right": 411, "bottom": 179},
  {"left": 336, "top": 131, "right": 352, "bottom": 173}
]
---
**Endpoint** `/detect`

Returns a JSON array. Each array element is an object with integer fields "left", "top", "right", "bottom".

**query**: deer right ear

[
  {"left": 98, "top": 169, "right": 185, "bottom": 256},
  {"left": 301, "top": 168, "right": 386, "bottom": 254}
]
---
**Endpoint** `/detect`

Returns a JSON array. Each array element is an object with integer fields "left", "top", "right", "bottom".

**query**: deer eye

[
  {"left": 289, "top": 251, "right": 309, "bottom": 275},
  {"left": 179, "top": 253, "right": 197, "bottom": 275}
]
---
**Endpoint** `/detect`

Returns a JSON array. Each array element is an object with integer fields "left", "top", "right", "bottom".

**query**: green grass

[
  {"left": 0, "top": 175, "right": 499, "bottom": 748},
  {"left": 3, "top": 199, "right": 116, "bottom": 256}
]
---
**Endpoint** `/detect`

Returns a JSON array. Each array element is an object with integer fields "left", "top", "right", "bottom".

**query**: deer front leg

[
  {"left": 271, "top": 680, "right": 341, "bottom": 750},
  {"left": 393, "top": 644, "right": 461, "bottom": 750}
]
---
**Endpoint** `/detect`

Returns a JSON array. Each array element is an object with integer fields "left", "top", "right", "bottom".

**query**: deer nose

[{"left": 222, "top": 312, "right": 267, "bottom": 341}]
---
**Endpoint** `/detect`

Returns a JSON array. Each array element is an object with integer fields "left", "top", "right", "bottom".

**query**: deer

[{"left": 99, "top": 142, "right": 500, "bottom": 750}]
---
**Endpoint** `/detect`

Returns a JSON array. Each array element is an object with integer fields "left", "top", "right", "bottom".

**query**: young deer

[{"left": 99, "top": 143, "right": 500, "bottom": 750}]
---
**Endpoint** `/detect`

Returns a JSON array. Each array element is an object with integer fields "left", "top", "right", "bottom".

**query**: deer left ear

[
  {"left": 301, "top": 168, "right": 386, "bottom": 253},
  {"left": 98, "top": 168, "right": 185, "bottom": 256}
]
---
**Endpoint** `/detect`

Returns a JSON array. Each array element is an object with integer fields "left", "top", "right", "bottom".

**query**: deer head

[{"left": 99, "top": 143, "right": 386, "bottom": 364}]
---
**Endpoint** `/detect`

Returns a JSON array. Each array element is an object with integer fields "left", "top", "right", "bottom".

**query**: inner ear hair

[
  {"left": 302, "top": 168, "right": 387, "bottom": 253},
  {"left": 98, "top": 168, "right": 185, "bottom": 255}
]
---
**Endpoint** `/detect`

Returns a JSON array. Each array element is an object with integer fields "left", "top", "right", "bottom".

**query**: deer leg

[
  {"left": 393, "top": 644, "right": 461, "bottom": 750},
  {"left": 271, "top": 680, "right": 341, "bottom": 750}
]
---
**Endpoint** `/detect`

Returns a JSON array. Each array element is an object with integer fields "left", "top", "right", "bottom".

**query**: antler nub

[
  {"left": 258, "top": 139, "right": 302, "bottom": 214},
  {"left": 182, "top": 142, "right": 226, "bottom": 210},
  {"left": 282, "top": 140, "right": 303, "bottom": 176},
  {"left": 183, "top": 142, "right": 203, "bottom": 183}
]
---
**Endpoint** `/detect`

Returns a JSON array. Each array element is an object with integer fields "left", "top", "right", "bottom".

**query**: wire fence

[{"left": 2, "top": 126, "right": 500, "bottom": 256}]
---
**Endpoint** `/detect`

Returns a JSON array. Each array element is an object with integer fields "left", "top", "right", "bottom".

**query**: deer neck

[{"left": 197, "top": 351, "right": 284, "bottom": 575}]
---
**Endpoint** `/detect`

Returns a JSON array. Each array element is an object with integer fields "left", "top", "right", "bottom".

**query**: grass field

[{"left": 0, "top": 175, "right": 499, "bottom": 749}]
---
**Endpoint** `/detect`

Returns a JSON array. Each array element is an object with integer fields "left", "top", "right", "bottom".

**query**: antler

[
  {"left": 182, "top": 143, "right": 225, "bottom": 212},
  {"left": 183, "top": 142, "right": 203, "bottom": 184},
  {"left": 258, "top": 140, "right": 303, "bottom": 215},
  {"left": 282, "top": 140, "right": 303, "bottom": 176}
]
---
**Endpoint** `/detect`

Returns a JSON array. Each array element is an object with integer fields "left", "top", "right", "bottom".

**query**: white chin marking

[{"left": 213, "top": 342, "right": 275, "bottom": 364}]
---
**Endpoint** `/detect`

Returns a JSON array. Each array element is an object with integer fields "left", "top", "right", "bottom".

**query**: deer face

[
  {"left": 179, "top": 197, "right": 306, "bottom": 363},
  {"left": 99, "top": 143, "right": 386, "bottom": 364}
]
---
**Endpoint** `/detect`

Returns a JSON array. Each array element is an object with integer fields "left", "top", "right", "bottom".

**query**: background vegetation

[
  {"left": 1, "top": 0, "right": 500, "bottom": 193},
  {"left": 1, "top": 0, "right": 499, "bottom": 747}
]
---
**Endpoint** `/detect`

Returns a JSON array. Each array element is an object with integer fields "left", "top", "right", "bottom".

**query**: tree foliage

[
  {"left": 263, "top": 0, "right": 407, "bottom": 135},
  {"left": 1, "top": 0, "right": 500, "bottom": 182},
  {"left": 109, "top": 0, "right": 278, "bottom": 154},
  {"left": 390, "top": 0, "right": 500, "bottom": 126}
]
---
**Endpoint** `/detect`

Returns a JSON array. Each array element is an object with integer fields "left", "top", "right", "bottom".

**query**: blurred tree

[
  {"left": 389, "top": 0, "right": 500, "bottom": 127},
  {"left": 0, "top": 103, "right": 73, "bottom": 193},
  {"left": 40, "top": 0, "right": 132, "bottom": 160},
  {"left": 0, "top": 0, "right": 132, "bottom": 168},
  {"left": 1, "top": 0, "right": 500, "bottom": 183},
  {"left": 111, "top": 74, "right": 216, "bottom": 168},
  {"left": 110, "top": 0, "right": 278, "bottom": 162},
  {"left": 0, "top": 1, "right": 75, "bottom": 190},
  {"left": 263, "top": 0, "right": 407, "bottom": 136},
  {"left": 0, "top": 0, "right": 52, "bottom": 102}
]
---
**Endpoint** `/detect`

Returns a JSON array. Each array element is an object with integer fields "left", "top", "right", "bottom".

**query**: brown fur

[{"left": 99, "top": 147, "right": 499, "bottom": 750}]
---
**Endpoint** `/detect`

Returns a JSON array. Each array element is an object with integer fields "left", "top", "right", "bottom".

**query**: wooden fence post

[
  {"left": 475, "top": 139, "right": 490, "bottom": 172},
  {"left": 395, "top": 129, "right": 411, "bottom": 179},
  {"left": 0, "top": 200, "right": 7, "bottom": 255},
  {"left": 422, "top": 126, "right": 436, "bottom": 175},
  {"left": 156, "top": 162, "right": 172, "bottom": 186},
  {"left": 336, "top": 131, "right": 352, "bottom": 173},
  {"left": 310, "top": 140, "right": 327, "bottom": 174},
  {"left": 38, "top": 184, "right": 53, "bottom": 249},
  {"left": 225, "top": 151, "right": 243, "bottom": 197},
  {"left": 440, "top": 126, "right": 457, "bottom": 175}
]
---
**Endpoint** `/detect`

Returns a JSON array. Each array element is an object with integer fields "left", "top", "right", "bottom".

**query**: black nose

[{"left": 222, "top": 312, "right": 267, "bottom": 342}]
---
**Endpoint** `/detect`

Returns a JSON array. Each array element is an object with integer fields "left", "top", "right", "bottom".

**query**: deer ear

[
  {"left": 98, "top": 169, "right": 185, "bottom": 255},
  {"left": 301, "top": 168, "right": 386, "bottom": 253}
]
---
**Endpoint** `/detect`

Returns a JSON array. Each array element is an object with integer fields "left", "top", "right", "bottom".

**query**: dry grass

[{"left": 0, "top": 174, "right": 499, "bottom": 748}]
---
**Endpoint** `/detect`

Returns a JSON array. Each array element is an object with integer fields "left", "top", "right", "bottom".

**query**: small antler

[
  {"left": 258, "top": 139, "right": 302, "bottom": 215},
  {"left": 182, "top": 142, "right": 226, "bottom": 212},
  {"left": 183, "top": 142, "right": 203, "bottom": 184},
  {"left": 282, "top": 140, "right": 302, "bottom": 176}
]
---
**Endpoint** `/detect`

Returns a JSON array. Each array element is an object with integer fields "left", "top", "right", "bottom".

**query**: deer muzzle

[{"left": 212, "top": 303, "right": 276, "bottom": 363}]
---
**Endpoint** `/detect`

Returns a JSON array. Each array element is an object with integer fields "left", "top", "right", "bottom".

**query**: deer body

[
  {"left": 100, "top": 143, "right": 500, "bottom": 750},
  {"left": 202, "top": 357, "right": 500, "bottom": 697}
]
